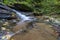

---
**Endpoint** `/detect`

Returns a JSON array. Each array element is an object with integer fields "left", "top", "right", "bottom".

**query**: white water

[
  {"left": 2, "top": 9, "right": 35, "bottom": 40},
  {"left": 13, "top": 10, "right": 32, "bottom": 22},
  {"left": 0, "top": 4, "right": 35, "bottom": 40}
]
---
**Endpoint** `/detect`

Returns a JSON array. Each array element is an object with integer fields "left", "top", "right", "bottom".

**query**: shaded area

[{"left": 8, "top": 3, "right": 33, "bottom": 12}]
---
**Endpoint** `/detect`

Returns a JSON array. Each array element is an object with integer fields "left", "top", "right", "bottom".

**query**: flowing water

[
  {"left": 13, "top": 10, "right": 35, "bottom": 22},
  {"left": 1, "top": 9, "right": 35, "bottom": 40}
]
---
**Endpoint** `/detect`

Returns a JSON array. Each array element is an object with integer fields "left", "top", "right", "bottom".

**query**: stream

[
  {"left": 1, "top": 9, "right": 35, "bottom": 40},
  {"left": 0, "top": 4, "right": 36, "bottom": 40},
  {"left": 0, "top": 4, "right": 60, "bottom": 40}
]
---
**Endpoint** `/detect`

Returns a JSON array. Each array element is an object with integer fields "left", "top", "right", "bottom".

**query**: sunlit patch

[
  {"left": 3, "top": 22, "right": 9, "bottom": 26},
  {"left": 2, "top": 27, "right": 6, "bottom": 30}
]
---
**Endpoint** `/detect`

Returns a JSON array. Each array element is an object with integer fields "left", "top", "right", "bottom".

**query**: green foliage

[{"left": 2, "top": 0, "right": 60, "bottom": 15}]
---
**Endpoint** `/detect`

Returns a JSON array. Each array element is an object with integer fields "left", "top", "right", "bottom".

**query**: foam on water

[
  {"left": 13, "top": 10, "right": 32, "bottom": 21},
  {"left": 1, "top": 9, "right": 35, "bottom": 40}
]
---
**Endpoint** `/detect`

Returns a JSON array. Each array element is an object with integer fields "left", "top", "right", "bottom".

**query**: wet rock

[
  {"left": 0, "top": 13, "right": 16, "bottom": 20},
  {"left": 0, "top": 4, "right": 20, "bottom": 31},
  {"left": 0, "top": 4, "right": 17, "bottom": 20}
]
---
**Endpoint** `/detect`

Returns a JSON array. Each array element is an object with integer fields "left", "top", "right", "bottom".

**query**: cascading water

[
  {"left": 0, "top": 4, "right": 34, "bottom": 22},
  {"left": 1, "top": 9, "right": 35, "bottom": 40},
  {"left": 0, "top": 4, "right": 36, "bottom": 40},
  {"left": 13, "top": 10, "right": 33, "bottom": 22}
]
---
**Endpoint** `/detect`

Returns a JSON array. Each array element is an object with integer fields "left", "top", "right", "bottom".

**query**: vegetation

[{"left": 1, "top": 0, "right": 60, "bottom": 15}]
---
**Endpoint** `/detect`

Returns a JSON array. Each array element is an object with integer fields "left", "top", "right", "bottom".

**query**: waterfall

[
  {"left": 13, "top": 10, "right": 35, "bottom": 22},
  {"left": 0, "top": 4, "right": 36, "bottom": 40},
  {"left": 13, "top": 10, "right": 31, "bottom": 21},
  {"left": 1, "top": 9, "right": 35, "bottom": 40}
]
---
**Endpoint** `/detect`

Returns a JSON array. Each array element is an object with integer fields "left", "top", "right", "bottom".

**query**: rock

[
  {"left": 0, "top": 4, "right": 17, "bottom": 20},
  {"left": 0, "top": 13, "right": 16, "bottom": 20}
]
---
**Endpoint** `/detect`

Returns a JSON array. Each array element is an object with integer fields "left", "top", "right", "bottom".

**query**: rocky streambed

[
  {"left": 0, "top": 3, "right": 36, "bottom": 40},
  {"left": 0, "top": 3, "right": 60, "bottom": 40}
]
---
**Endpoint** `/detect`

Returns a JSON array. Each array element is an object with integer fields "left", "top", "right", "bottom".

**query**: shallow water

[{"left": 0, "top": 9, "right": 35, "bottom": 40}]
